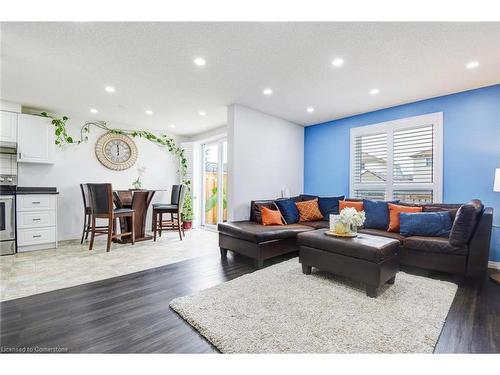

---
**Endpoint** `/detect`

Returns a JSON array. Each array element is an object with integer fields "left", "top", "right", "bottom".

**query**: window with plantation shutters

[{"left": 350, "top": 113, "right": 443, "bottom": 203}]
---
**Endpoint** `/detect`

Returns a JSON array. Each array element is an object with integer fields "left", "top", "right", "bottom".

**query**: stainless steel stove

[{"left": 0, "top": 143, "right": 18, "bottom": 255}]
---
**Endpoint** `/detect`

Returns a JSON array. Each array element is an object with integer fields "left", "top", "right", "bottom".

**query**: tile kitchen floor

[{"left": 0, "top": 228, "right": 218, "bottom": 301}]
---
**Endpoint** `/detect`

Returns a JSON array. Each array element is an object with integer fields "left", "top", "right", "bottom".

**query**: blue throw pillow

[
  {"left": 274, "top": 198, "right": 299, "bottom": 224},
  {"left": 399, "top": 212, "right": 452, "bottom": 237},
  {"left": 318, "top": 196, "right": 345, "bottom": 220},
  {"left": 363, "top": 199, "right": 399, "bottom": 230}
]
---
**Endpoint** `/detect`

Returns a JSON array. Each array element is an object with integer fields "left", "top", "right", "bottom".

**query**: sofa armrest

[{"left": 466, "top": 207, "right": 493, "bottom": 278}]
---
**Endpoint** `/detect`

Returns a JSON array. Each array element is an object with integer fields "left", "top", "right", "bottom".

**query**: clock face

[
  {"left": 95, "top": 133, "right": 138, "bottom": 170},
  {"left": 104, "top": 139, "right": 131, "bottom": 163}
]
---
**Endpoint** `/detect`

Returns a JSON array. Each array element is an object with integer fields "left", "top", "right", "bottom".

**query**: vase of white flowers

[
  {"left": 132, "top": 166, "right": 146, "bottom": 190},
  {"left": 332, "top": 207, "right": 366, "bottom": 237}
]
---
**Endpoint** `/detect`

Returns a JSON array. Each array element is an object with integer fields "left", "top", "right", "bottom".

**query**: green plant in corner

[
  {"left": 182, "top": 192, "right": 194, "bottom": 222},
  {"left": 41, "top": 112, "right": 193, "bottom": 218}
]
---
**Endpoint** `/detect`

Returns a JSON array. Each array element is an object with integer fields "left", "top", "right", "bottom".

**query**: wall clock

[{"left": 95, "top": 132, "right": 138, "bottom": 171}]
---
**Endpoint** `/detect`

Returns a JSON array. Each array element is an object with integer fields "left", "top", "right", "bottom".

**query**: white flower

[{"left": 339, "top": 207, "right": 365, "bottom": 227}]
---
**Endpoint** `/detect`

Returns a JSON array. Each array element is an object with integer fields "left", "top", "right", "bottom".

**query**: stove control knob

[
  {"left": 0, "top": 177, "right": 4, "bottom": 182},
  {"left": 7, "top": 177, "right": 13, "bottom": 182}
]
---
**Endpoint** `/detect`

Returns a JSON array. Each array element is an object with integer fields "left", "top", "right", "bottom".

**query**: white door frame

[{"left": 201, "top": 137, "right": 227, "bottom": 228}]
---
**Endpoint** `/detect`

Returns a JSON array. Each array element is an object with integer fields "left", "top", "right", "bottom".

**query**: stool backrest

[
  {"left": 170, "top": 185, "right": 182, "bottom": 205},
  {"left": 87, "top": 183, "right": 113, "bottom": 215},
  {"left": 80, "top": 183, "right": 91, "bottom": 211}
]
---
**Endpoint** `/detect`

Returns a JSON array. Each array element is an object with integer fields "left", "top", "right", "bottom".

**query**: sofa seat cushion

[
  {"left": 403, "top": 236, "right": 467, "bottom": 255},
  {"left": 218, "top": 221, "right": 314, "bottom": 243},
  {"left": 358, "top": 228, "right": 405, "bottom": 243},
  {"left": 300, "top": 220, "right": 329, "bottom": 229}
]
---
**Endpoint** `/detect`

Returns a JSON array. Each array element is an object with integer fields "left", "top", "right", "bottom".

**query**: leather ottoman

[{"left": 297, "top": 229, "right": 400, "bottom": 298}]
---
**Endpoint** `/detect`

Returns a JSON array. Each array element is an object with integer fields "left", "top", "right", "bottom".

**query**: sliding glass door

[{"left": 202, "top": 139, "right": 227, "bottom": 227}]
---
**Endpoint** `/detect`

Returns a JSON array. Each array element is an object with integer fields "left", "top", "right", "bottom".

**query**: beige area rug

[
  {"left": 0, "top": 229, "right": 217, "bottom": 301},
  {"left": 170, "top": 258, "right": 458, "bottom": 353}
]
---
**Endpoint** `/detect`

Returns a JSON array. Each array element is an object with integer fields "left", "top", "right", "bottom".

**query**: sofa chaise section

[{"left": 218, "top": 220, "right": 314, "bottom": 268}]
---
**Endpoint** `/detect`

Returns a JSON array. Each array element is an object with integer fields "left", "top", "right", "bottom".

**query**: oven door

[{"left": 0, "top": 195, "right": 15, "bottom": 241}]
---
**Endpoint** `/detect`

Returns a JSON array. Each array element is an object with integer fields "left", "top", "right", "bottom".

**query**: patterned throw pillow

[{"left": 295, "top": 198, "right": 324, "bottom": 222}]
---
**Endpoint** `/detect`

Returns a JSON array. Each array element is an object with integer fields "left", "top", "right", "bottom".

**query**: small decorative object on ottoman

[
  {"left": 297, "top": 229, "right": 400, "bottom": 298},
  {"left": 329, "top": 207, "right": 366, "bottom": 237}
]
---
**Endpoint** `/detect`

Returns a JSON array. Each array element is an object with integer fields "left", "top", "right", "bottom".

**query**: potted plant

[{"left": 182, "top": 193, "right": 194, "bottom": 230}]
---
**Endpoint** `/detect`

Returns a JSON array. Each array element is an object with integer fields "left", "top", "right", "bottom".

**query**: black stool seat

[
  {"left": 114, "top": 208, "right": 136, "bottom": 214},
  {"left": 153, "top": 204, "right": 178, "bottom": 210}
]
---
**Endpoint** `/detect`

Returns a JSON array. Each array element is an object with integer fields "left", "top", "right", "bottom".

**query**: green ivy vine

[{"left": 40, "top": 112, "right": 194, "bottom": 221}]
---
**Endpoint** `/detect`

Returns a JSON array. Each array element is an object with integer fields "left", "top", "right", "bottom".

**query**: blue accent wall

[{"left": 304, "top": 84, "right": 500, "bottom": 261}]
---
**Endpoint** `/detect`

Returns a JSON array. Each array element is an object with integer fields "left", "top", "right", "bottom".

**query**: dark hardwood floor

[{"left": 0, "top": 251, "right": 498, "bottom": 353}]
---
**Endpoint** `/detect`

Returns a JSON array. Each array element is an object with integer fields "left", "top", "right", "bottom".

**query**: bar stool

[
  {"left": 152, "top": 184, "right": 186, "bottom": 241},
  {"left": 87, "top": 183, "right": 136, "bottom": 252}
]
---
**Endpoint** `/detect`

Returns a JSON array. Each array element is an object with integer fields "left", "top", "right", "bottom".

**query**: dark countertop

[{"left": 15, "top": 187, "right": 59, "bottom": 195}]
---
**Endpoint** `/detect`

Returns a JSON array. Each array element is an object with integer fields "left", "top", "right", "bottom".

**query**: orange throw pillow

[
  {"left": 260, "top": 206, "right": 284, "bottom": 225},
  {"left": 339, "top": 200, "right": 364, "bottom": 212},
  {"left": 387, "top": 203, "right": 423, "bottom": 232},
  {"left": 295, "top": 198, "right": 324, "bottom": 222}
]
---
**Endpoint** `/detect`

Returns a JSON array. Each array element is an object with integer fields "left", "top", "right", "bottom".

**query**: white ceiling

[{"left": 1, "top": 22, "right": 499, "bottom": 135}]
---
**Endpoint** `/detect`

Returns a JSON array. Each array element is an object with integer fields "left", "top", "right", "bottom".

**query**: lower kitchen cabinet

[{"left": 16, "top": 194, "right": 58, "bottom": 252}]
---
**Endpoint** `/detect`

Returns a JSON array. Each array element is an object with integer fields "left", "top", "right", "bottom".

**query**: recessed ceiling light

[
  {"left": 466, "top": 61, "right": 479, "bottom": 69},
  {"left": 145, "top": 110, "right": 153, "bottom": 115},
  {"left": 198, "top": 111, "right": 206, "bottom": 116},
  {"left": 263, "top": 88, "right": 273, "bottom": 96},
  {"left": 194, "top": 57, "right": 206, "bottom": 66},
  {"left": 369, "top": 88, "right": 380, "bottom": 95},
  {"left": 90, "top": 108, "right": 98, "bottom": 114},
  {"left": 331, "top": 58, "right": 344, "bottom": 67},
  {"left": 170, "top": 124, "right": 176, "bottom": 129},
  {"left": 104, "top": 86, "right": 115, "bottom": 93},
  {"left": 306, "top": 107, "right": 315, "bottom": 113}
]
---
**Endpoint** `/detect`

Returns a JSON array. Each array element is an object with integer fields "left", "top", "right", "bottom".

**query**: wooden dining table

[{"left": 112, "top": 189, "right": 166, "bottom": 243}]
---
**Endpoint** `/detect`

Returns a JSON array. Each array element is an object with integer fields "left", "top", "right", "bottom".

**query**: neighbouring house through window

[{"left": 350, "top": 112, "right": 443, "bottom": 203}]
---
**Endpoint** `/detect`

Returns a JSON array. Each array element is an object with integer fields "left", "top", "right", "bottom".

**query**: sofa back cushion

[
  {"left": 387, "top": 203, "right": 423, "bottom": 232},
  {"left": 449, "top": 199, "right": 484, "bottom": 246},
  {"left": 295, "top": 198, "right": 324, "bottom": 222},
  {"left": 400, "top": 211, "right": 453, "bottom": 237},
  {"left": 274, "top": 198, "right": 300, "bottom": 224},
  {"left": 363, "top": 199, "right": 399, "bottom": 230},
  {"left": 422, "top": 206, "right": 459, "bottom": 222},
  {"left": 250, "top": 200, "right": 276, "bottom": 223},
  {"left": 299, "top": 194, "right": 318, "bottom": 201}
]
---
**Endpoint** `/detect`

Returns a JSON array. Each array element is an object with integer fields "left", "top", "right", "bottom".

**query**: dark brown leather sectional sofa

[{"left": 217, "top": 195, "right": 493, "bottom": 278}]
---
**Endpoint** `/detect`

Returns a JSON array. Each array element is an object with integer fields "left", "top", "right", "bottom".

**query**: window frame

[{"left": 349, "top": 112, "right": 443, "bottom": 203}]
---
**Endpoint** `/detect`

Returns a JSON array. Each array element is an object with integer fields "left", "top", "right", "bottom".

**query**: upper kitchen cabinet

[
  {"left": 17, "top": 114, "right": 55, "bottom": 164},
  {"left": 0, "top": 111, "right": 18, "bottom": 143}
]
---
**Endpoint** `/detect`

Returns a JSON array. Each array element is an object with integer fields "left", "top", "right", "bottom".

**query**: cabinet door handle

[
  {"left": 32, "top": 235, "right": 42, "bottom": 238},
  {"left": 32, "top": 201, "right": 41, "bottom": 204},
  {"left": 32, "top": 218, "right": 41, "bottom": 221}
]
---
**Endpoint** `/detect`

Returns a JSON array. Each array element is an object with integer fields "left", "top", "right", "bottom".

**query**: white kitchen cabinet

[
  {"left": 0, "top": 111, "right": 18, "bottom": 143},
  {"left": 17, "top": 114, "right": 55, "bottom": 164},
  {"left": 17, "top": 194, "right": 58, "bottom": 252}
]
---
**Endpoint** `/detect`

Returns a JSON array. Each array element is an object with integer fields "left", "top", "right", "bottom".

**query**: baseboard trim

[{"left": 488, "top": 261, "right": 500, "bottom": 270}]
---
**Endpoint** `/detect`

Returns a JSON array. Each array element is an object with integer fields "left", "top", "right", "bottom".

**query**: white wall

[
  {"left": 18, "top": 116, "right": 185, "bottom": 241},
  {"left": 227, "top": 104, "right": 304, "bottom": 221}
]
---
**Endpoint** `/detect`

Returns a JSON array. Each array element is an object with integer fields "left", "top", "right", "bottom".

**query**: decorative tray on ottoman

[{"left": 324, "top": 230, "right": 358, "bottom": 238}]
